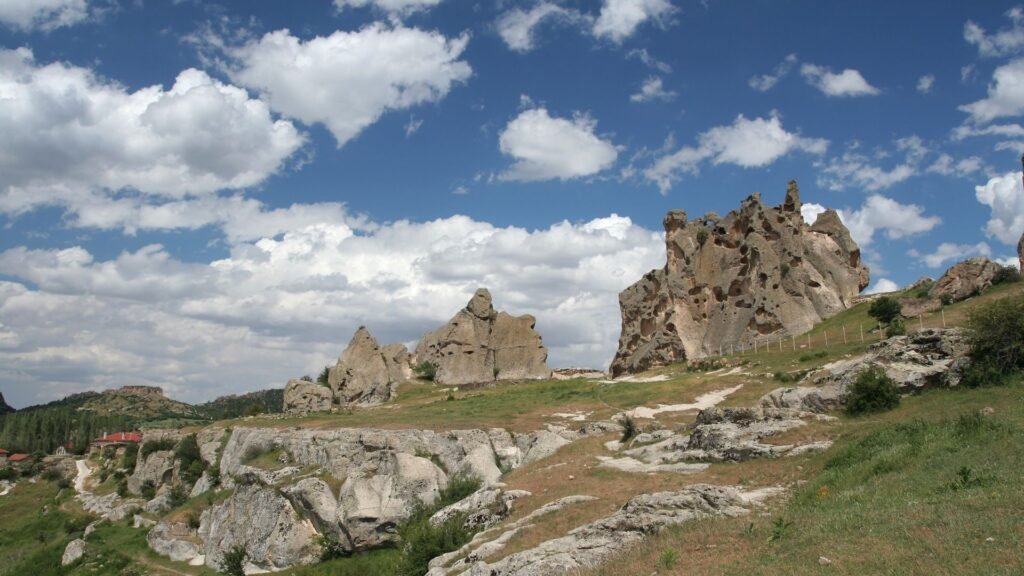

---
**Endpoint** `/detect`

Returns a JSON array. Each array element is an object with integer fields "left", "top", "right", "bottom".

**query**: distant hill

[
  {"left": 196, "top": 389, "right": 284, "bottom": 420},
  {"left": 0, "top": 392, "right": 13, "bottom": 415},
  {"left": 77, "top": 386, "right": 201, "bottom": 421}
]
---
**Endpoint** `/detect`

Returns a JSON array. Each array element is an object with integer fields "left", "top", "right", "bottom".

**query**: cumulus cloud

[
  {"left": 917, "top": 74, "right": 935, "bottom": 94},
  {"left": 630, "top": 76, "right": 676, "bottom": 102},
  {"left": 497, "top": 2, "right": 583, "bottom": 52},
  {"left": 0, "top": 0, "right": 89, "bottom": 31},
  {"left": 592, "top": 0, "right": 675, "bottom": 43},
  {"left": 498, "top": 108, "right": 619, "bottom": 182},
  {"left": 974, "top": 171, "right": 1024, "bottom": 245},
  {"left": 964, "top": 7, "right": 1024, "bottom": 58},
  {"left": 836, "top": 194, "right": 941, "bottom": 246},
  {"left": 0, "top": 47, "right": 305, "bottom": 218},
  {"left": 865, "top": 278, "right": 900, "bottom": 295},
  {"left": 645, "top": 112, "right": 828, "bottom": 193},
  {"left": 627, "top": 48, "right": 671, "bottom": 73},
  {"left": 334, "top": 0, "right": 442, "bottom": 19},
  {"left": 800, "top": 202, "right": 828, "bottom": 225},
  {"left": 224, "top": 25, "right": 471, "bottom": 147},
  {"left": 0, "top": 214, "right": 664, "bottom": 406},
  {"left": 916, "top": 242, "right": 992, "bottom": 269},
  {"left": 959, "top": 58, "right": 1024, "bottom": 124},
  {"left": 800, "top": 63, "right": 880, "bottom": 97},
  {"left": 748, "top": 53, "right": 798, "bottom": 92}
]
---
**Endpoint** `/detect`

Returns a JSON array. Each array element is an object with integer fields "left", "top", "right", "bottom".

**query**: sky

[{"left": 1, "top": 0, "right": 1023, "bottom": 407}]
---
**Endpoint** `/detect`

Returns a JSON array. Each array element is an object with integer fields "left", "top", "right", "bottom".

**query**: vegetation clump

[
  {"left": 868, "top": 296, "right": 902, "bottom": 324},
  {"left": 141, "top": 438, "right": 176, "bottom": 459},
  {"left": 844, "top": 367, "right": 900, "bottom": 416},
  {"left": 962, "top": 296, "right": 1024, "bottom": 387},
  {"left": 413, "top": 362, "right": 437, "bottom": 382}
]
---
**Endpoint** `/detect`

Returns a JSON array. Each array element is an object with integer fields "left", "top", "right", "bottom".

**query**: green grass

[
  {"left": 0, "top": 481, "right": 89, "bottom": 576},
  {"left": 68, "top": 521, "right": 219, "bottom": 576},
  {"left": 278, "top": 550, "right": 402, "bottom": 576}
]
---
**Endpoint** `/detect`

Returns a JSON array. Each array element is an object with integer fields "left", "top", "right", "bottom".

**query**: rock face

[
  {"left": 327, "top": 326, "right": 411, "bottom": 407},
  {"left": 415, "top": 289, "right": 551, "bottom": 385},
  {"left": 761, "top": 328, "right": 970, "bottom": 412},
  {"left": 897, "top": 296, "right": 941, "bottom": 317},
  {"left": 127, "top": 450, "right": 178, "bottom": 496},
  {"left": 611, "top": 181, "right": 869, "bottom": 376},
  {"left": 283, "top": 379, "right": 333, "bottom": 414},
  {"left": 62, "top": 539, "right": 86, "bottom": 566},
  {"left": 929, "top": 257, "right": 1002, "bottom": 303}
]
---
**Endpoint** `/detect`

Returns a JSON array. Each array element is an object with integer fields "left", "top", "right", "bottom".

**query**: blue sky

[{"left": 1, "top": 0, "right": 1022, "bottom": 407}]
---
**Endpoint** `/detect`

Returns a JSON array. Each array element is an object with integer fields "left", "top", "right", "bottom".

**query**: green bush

[
  {"left": 122, "top": 443, "right": 138, "bottom": 473},
  {"left": 885, "top": 317, "right": 906, "bottom": 337},
  {"left": 220, "top": 545, "right": 247, "bottom": 576},
  {"left": 991, "top": 265, "right": 1021, "bottom": 286},
  {"left": 413, "top": 362, "right": 437, "bottom": 382},
  {"left": 141, "top": 480, "right": 156, "bottom": 499},
  {"left": 845, "top": 368, "right": 900, "bottom": 416},
  {"left": 799, "top": 350, "right": 828, "bottom": 362},
  {"left": 140, "top": 438, "right": 176, "bottom": 459},
  {"left": 317, "top": 365, "right": 332, "bottom": 385},
  {"left": 963, "top": 297, "right": 1024, "bottom": 388},
  {"left": 620, "top": 415, "right": 638, "bottom": 443},
  {"left": 175, "top": 434, "right": 206, "bottom": 485},
  {"left": 696, "top": 228, "right": 709, "bottom": 247},
  {"left": 168, "top": 484, "right": 188, "bottom": 508},
  {"left": 868, "top": 296, "right": 902, "bottom": 324}
]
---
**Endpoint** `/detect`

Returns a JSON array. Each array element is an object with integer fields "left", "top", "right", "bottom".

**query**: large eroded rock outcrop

[
  {"left": 415, "top": 289, "right": 551, "bottom": 385},
  {"left": 928, "top": 256, "right": 1002, "bottom": 303},
  {"left": 610, "top": 181, "right": 869, "bottom": 377}
]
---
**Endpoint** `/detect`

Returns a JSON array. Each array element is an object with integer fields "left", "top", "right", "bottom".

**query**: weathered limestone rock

[
  {"left": 416, "top": 289, "right": 551, "bottom": 385},
  {"left": 429, "top": 486, "right": 531, "bottom": 531},
  {"left": 761, "top": 328, "right": 970, "bottom": 412},
  {"left": 147, "top": 520, "right": 201, "bottom": 562},
  {"left": 62, "top": 539, "right": 86, "bottom": 566},
  {"left": 199, "top": 484, "right": 320, "bottom": 573},
  {"left": 127, "top": 450, "right": 177, "bottom": 496},
  {"left": 282, "top": 478, "right": 341, "bottom": 543},
  {"left": 463, "top": 485, "right": 772, "bottom": 576},
  {"left": 611, "top": 181, "right": 869, "bottom": 377},
  {"left": 283, "top": 379, "right": 333, "bottom": 414},
  {"left": 898, "top": 296, "right": 942, "bottom": 317},
  {"left": 929, "top": 257, "right": 1002, "bottom": 303},
  {"left": 327, "top": 326, "right": 408, "bottom": 407}
]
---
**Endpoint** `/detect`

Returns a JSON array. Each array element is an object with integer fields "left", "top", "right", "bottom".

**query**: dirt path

[{"left": 74, "top": 459, "right": 91, "bottom": 493}]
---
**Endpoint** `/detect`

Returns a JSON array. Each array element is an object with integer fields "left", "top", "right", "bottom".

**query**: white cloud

[
  {"left": 953, "top": 122, "right": 1024, "bottom": 140},
  {"left": 404, "top": 116, "right": 423, "bottom": 137},
  {"left": 817, "top": 150, "right": 916, "bottom": 192},
  {"left": 498, "top": 108, "right": 619, "bottom": 182},
  {"left": 333, "top": 0, "right": 441, "bottom": 19},
  {"left": 592, "top": 0, "right": 675, "bottom": 43},
  {"left": 496, "top": 2, "right": 582, "bottom": 53},
  {"left": 0, "top": 47, "right": 305, "bottom": 218},
  {"left": 0, "top": 214, "right": 665, "bottom": 406},
  {"left": 959, "top": 58, "right": 1024, "bottom": 124},
  {"left": 225, "top": 25, "right": 471, "bottom": 147},
  {"left": 917, "top": 74, "right": 935, "bottom": 94},
  {"left": 917, "top": 242, "right": 992, "bottom": 269},
  {"left": 800, "top": 63, "right": 880, "bottom": 97},
  {"left": 836, "top": 194, "right": 941, "bottom": 246},
  {"left": 645, "top": 113, "right": 828, "bottom": 193},
  {"left": 800, "top": 202, "right": 827, "bottom": 225},
  {"left": 926, "top": 154, "right": 985, "bottom": 177},
  {"left": 865, "top": 278, "right": 900, "bottom": 295},
  {"left": 0, "top": 0, "right": 88, "bottom": 31},
  {"left": 964, "top": 7, "right": 1024, "bottom": 58},
  {"left": 749, "top": 54, "right": 798, "bottom": 92},
  {"left": 630, "top": 76, "right": 676, "bottom": 103},
  {"left": 974, "top": 171, "right": 1024, "bottom": 245},
  {"left": 627, "top": 48, "right": 671, "bottom": 73}
]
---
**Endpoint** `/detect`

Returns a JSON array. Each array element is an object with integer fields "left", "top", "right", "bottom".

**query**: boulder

[
  {"left": 282, "top": 478, "right": 342, "bottom": 544},
  {"left": 283, "top": 379, "right": 333, "bottom": 414},
  {"left": 610, "top": 181, "right": 869, "bottom": 377},
  {"left": 62, "top": 539, "right": 86, "bottom": 566},
  {"left": 327, "top": 326, "right": 408, "bottom": 407},
  {"left": 199, "top": 484, "right": 320, "bottom": 573},
  {"left": 429, "top": 487, "right": 530, "bottom": 531},
  {"left": 148, "top": 520, "right": 201, "bottom": 562},
  {"left": 416, "top": 289, "right": 551, "bottom": 385},
  {"left": 929, "top": 257, "right": 1002, "bottom": 303}
]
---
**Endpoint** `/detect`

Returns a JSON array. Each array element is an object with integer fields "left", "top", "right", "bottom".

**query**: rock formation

[
  {"left": 0, "top": 391, "right": 13, "bottom": 414},
  {"left": 610, "top": 181, "right": 869, "bottom": 377},
  {"left": 328, "top": 326, "right": 411, "bottom": 406},
  {"left": 415, "top": 289, "right": 551, "bottom": 385},
  {"left": 283, "top": 379, "right": 333, "bottom": 414},
  {"left": 928, "top": 257, "right": 1002, "bottom": 303},
  {"left": 1018, "top": 230, "right": 1023, "bottom": 273}
]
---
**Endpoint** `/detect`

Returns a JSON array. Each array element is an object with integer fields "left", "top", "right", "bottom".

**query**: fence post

[
  {"left": 941, "top": 309, "right": 946, "bottom": 328},
  {"left": 919, "top": 315, "right": 924, "bottom": 331},
  {"left": 807, "top": 333, "right": 811, "bottom": 349},
  {"left": 860, "top": 323, "right": 863, "bottom": 342},
  {"left": 825, "top": 331, "right": 828, "bottom": 347},
  {"left": 792, "top": 335, "right": 796, "bottom": 351},
  {"left": 843, "top": 325, "right": 847, "bottom": 344}
]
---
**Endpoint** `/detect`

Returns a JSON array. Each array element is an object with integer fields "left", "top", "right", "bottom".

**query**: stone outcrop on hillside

[
  {"left": 928, "top": 257, "right": 1002, "bottom": 303},
  {"left": 761, "top": 328, "right": 970, "bottom": 412},
  {"left": 415, "top": 289, "right": 551, "bottom": 385},
  {"left": 1018, "top": 231, "right": 1023, "bottom": 273},
  {"left": 283, "top": 379, "right": 333, "bottom": 413},
  {"left": 328, "top": 326, "right": 411, "bottom": 406},
  {"left": 610, "top": 181, "right": 869, "bottom": 377}
]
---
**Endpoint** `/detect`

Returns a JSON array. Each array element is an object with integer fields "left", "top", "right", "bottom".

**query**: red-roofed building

[
  {"left": 7, "top": 453, "right": 31, "bottom": 463},
  {"left": 90, "top": 432, "right": 143, "bottom": 454}
]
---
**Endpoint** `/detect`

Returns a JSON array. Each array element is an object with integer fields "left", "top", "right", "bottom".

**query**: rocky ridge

[
  {"left": 928, "top": 257, "right": 1003, "bottom": 303},
  {"left": 610, "top": 181, "right": 869, "bottom": 377}
]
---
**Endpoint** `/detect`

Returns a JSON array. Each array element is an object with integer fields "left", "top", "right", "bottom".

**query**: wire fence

[{"left": 708, "top": 307, "right": 954, "bottom": 359}]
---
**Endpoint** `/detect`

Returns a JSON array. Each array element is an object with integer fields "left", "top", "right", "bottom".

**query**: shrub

[
  {"left": 186, "top": 511, "right": 201, "bottom": 530},
  {"left": 141, "top": 438, "right": 176, "bottom": 459},
  {"left": 168, "top": 484, "right": 188, "bottom": 508},
  {"left": 300, "top": 374, "right": 313, "bottom": 382},
  {"left": 780, "top": 263, "right": 790, "bottom": 277},
  {"left": 845, "top": 368, "right": 900, "bottom": 416},
  {"left": 243, "top": 404, "right": 264, "bottom": 417},
  {"left": 991, "top": 265, "right": 1021, "bottom": 286},
  {"left": 122, "top": 443, "right": 138, "bottom": 473},
  {"left": 0, "top": 467, "right": 16, "bottom": 481},
  {"left": 220, "top": 545, "right": 247, "bottom": 576},
  {"left": 175, "top": 434, "right": 205, "bottom": 485},
  {"left": 413, "top": 362, "right": 437, "bottom": 382},
  {"left": 320, "top": 534, "right": 347, "bottom": 562},
  {"left": 799, "top": 350, "right": 828, "bottom": 363},
  {"left": 141, "top": 480, "right": 156, "bottom": 499},
  {"left": 868, "top": 296, "right": 901, "bottom": 324},
  {"left": 620, "top": 415, "right": 638, "bottom": 443},
  {"left": 696, "top": 228, "right": 709, "bottom": 247},
  {"left": 963, "top": 296, "right": 1024, "bottom": 387},
  {"left": 316, "top": 365, "right": 331, "bottom": 385},
  {"left": 117, "top": 479, "right": 129, "bottom": 497},
  {"left": 885, "top": 317, "right": 906, "bottom": 337}
]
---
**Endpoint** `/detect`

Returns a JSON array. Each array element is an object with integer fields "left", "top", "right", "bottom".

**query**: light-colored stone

[
  {"left": 127, "top": 450, "right": 177, "bottom": 496},
  {"left": 283, "top": 379, "right": 333, "bottom": 414},
  {"left": 611, "top": 182, "right": 869, "bottom": 377},
  {"left": 897, "top": 296, "right": 942, "bottom": 317},
  {"left": 415, "top": 288, "right": 551, "bottom": 385},
  {"left": 328, "top": 326, "right": 406, "bottom": 406},
  {"left": 148, "top": 520, "right": 201, "bottom": 562},
  {"left": 929, "top": 256, "right": 1002, "bottom": 303},
  {"left": 430, "top": 486, "right": 530, "bottom": 531},
  {"left": 62, "top": 539, "right": 86, "bottom": 566}
]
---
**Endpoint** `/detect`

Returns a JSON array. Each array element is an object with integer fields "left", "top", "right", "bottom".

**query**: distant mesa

[
  {"left": 415, "top": 288, "right": 551, "bottom": 386},
  {"left": 610, "top": 180, "right": 869, "bottom": 378},
  {"left": 115, "top": 385, "right": 164, "bottom": 397}
]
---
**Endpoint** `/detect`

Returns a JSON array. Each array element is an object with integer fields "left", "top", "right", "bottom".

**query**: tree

[{"left": 868, "top": 296, "right": 901, "bottom": 325}]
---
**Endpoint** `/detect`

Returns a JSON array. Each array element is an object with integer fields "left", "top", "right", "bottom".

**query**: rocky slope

[
  {"left": 416, "top": 288, "right": 551, "bottom": 385},
  {"left": 610, "top": 181, "right": 869, "bottom": 377}
]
